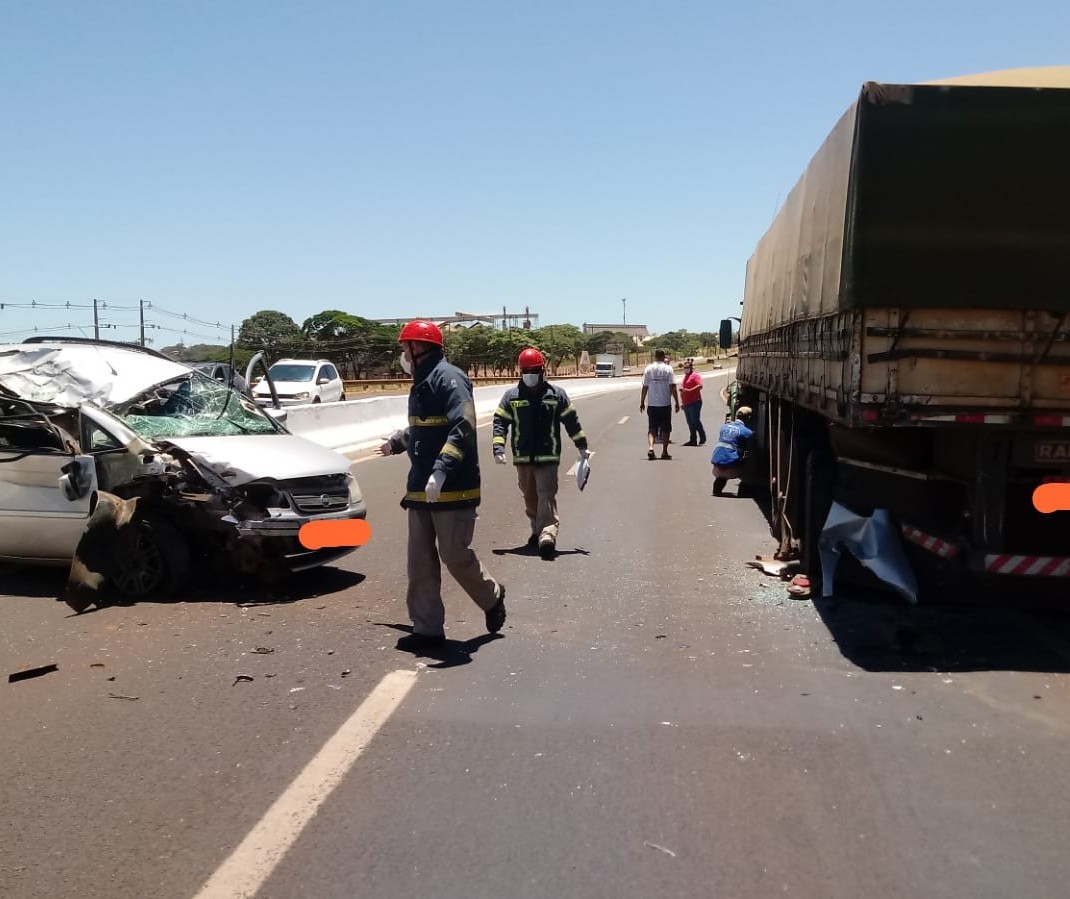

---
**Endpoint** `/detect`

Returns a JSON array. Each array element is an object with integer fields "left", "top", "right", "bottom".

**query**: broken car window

[{"left": 116, "top": 373, "right": 283, "bottom": 440}]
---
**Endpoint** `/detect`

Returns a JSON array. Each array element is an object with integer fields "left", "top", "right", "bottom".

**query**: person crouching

[{"left": 711, "top": 406, "right": 754, "bottom": 496}]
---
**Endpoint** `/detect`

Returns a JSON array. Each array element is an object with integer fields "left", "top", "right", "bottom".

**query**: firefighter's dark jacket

[
  {"left": 492, "top": 380, "right": 587, "bottom": 464},
  {"left": 389, "top": 350, "right": 481, "bottom": 510}
]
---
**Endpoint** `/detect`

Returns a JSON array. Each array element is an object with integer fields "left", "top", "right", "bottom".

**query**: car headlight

[
  {"left": 346, "top": 471, "right": 363, "bottom": 503},
  {"left": 294, "top": 391, "right": 310, "bottom": 400}
]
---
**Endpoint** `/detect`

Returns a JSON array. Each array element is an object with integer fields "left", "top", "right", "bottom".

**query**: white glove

[
  {"left": 578, "top": 448, "right": 591, "bottom": 462},
  {"left": 425, "top": 470, "right": 446, "bottom": 503},
  {"left": 493, "top": 449, "right": 507, "bottom": 465}
]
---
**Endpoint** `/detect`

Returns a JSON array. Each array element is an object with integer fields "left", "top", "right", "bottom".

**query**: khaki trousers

[
  {"left": 406, "top": 507, "right": 500, "bottom": 637},
  {"left": 516, "top": 463, "right": 560, "bottom": 543}
]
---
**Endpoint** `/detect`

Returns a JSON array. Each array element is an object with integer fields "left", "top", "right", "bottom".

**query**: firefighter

[
  {"left": 378, "top": 320, "right": 506, "bottom": 648},
  {"left": 492, "top": 347, "right": 590, "bottom": 559}
]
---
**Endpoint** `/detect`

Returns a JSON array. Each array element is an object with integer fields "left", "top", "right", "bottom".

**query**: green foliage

[{"left": 237, "top": 310, "right": 303, "bottom": 362}]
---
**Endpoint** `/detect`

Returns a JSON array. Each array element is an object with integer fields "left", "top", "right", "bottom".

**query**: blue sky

[{"left": 1, "top": 1, "right": 1067, "bottom": 346}]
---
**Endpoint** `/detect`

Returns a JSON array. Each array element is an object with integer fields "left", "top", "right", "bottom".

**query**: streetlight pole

[{"left": 622, "top": 297, "right": 626, "bottom": 325}]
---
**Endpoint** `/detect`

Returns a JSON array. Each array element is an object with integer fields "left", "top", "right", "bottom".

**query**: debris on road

[
  {"left": 251, "top": 647, "right": 274, "bottom": 655},
  {"left": 9, "top": 663, "right": 59, "bottom": 683},
  {"left": 233, "top": 675, "right": 254, "bottom": 686},
  {"left": 818, "top": 502, "right": 918, "bottom": 603},
  {"left": 746, "top": 556, "right": 796, "bottom": 578},
  {"left": 107, "top": 693, "right": 139, "bottom": 701},
  {"left": 341, "top": 668, "right": 352, "bottom": 677},
  {"left": 643, "top": 840, "right": 677, "bottom": 858}
]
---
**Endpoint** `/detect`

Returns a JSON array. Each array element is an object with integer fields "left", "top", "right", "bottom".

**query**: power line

[
  {"left": 0, "top": 299, "right": 139, "bottom": 311},
  {"left": 145, "top": 302, "right": 231, "bottom": 332}
]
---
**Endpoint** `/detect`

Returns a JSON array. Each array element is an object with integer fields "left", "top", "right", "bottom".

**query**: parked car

[
  {"left": 190, "top": 360, "right": 250, "bottom": 396},
  {"left": 0, "top": 338, "right": 367, "bottom": 601},
  {"left": 252, "top": 358, "right": 346, "bottom": 406}
]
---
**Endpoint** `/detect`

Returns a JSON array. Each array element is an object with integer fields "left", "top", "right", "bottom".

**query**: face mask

[
  {"left": 399, "top": 353, "right": 412, "bottom": 375},
  {"left": 522, "top": 373, "right": 541, "bottom": 388}
]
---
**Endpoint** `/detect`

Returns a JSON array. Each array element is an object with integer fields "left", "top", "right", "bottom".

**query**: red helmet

[
  {"left": 398, "top": 320, "right": 443, "bottom": 347},
  {"left": 518, "top": 347, "right": 545, "bottom": 370}
]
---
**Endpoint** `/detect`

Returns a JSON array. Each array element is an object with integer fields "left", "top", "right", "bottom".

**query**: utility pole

[
  {"left": 139, "top": 299, "right": 146, "bottom": 346},
  {"left": 229, "top": 324, "right": 236, "bottom": 371},
  {"left": 93, "top": 298, "right": 99, "bottom": 339},
  {"left": 622, "top": 297, "right": 627, "bottom": 325}
]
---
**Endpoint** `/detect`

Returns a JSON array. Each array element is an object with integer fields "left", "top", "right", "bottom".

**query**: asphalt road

[{"left": 3, "top": 383, "right": 1070, "bottom": 899}]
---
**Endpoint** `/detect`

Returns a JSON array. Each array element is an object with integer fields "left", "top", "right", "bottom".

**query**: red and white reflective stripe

[
  {"left": 900, "top": 525, "right": 960, "bottom": 558},
  {"left": 984, "top": 555, "right": 1070, "bottom": 576},
  {"left": 909, "top": 413, "right": 1012, "bottom": 424},
  {"left": 1033, "top": 415, "right": 1070, "bottom": 427}
]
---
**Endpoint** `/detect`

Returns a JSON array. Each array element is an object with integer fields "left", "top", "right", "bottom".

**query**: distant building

[{"left": 582, "top": 323, "right": 651, "bottom": 345}]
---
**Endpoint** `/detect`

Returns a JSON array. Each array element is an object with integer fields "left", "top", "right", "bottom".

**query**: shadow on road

[
  {"left": 0, "top": 563, "right": 366, "bottom": 613},
  {"left": 813, "top": 578, "right": 1070, "bottom": 674},
  {"left": 0, "top": 565, "right": 67, "bottom": 598},
  {"left": 378, "top": 622, "right": 503, "bottom": 669},
  {"left": 491, "top": 544, "right": 590, "bottom": 558},
  {"left": 199, "top": 567, "right": 368, "bottom": 607}
]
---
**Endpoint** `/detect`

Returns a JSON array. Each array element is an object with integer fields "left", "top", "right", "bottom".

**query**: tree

[
  {"left": 237, "top": 310, "right": 303, "bottom": 362},
  {"left": 531, "top": 324, "right": 583, "bottom": 373},
  {"left": 654, "top": 330, "right": 701, "bottom": 358},
  {"left": 301, "top": 310, "right": 397, "bottom": 378}
]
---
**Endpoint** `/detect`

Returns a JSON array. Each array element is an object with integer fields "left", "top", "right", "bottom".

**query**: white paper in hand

[{"left": 576, "top": 455, "right": 591, "bottom": 492}]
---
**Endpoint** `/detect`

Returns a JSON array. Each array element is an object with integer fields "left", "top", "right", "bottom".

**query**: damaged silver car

[{"left": 0, "top": 338, "right": 367, "bottom": 609}]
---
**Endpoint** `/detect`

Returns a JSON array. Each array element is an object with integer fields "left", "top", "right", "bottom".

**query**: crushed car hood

[
  {"left": 0, "top": 344, "right": 192, "bottom": 407},
  {"left": 162, "top": 434, "right": 354, "bottom": 487}
]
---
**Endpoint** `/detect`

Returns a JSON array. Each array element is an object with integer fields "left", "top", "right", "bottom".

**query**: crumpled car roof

[{"left": 0, "top": 343, "right": 191, "bottom": 407}]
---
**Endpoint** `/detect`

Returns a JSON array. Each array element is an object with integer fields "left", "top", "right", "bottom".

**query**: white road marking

[
  {"left": 617, "top": 416, "right": 629, "bottom": 425},
  {"left": 193, "top": 669, "right": 419, "bottom": 899}
]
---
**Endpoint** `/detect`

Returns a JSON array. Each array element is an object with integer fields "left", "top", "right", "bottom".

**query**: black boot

[{"left": 712, "top": 477, "right": 727, "bottom": 496}]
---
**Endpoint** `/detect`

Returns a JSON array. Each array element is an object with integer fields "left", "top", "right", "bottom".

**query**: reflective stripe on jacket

[
  {"left": 492, "top": 381, "right": 587, "bottom": 465},
  {"left": 396, "top": 351, "right": 481, "bottom": 510}
]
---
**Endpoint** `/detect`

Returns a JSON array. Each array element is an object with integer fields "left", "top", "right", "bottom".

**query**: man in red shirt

[{"left": 680, "top": 358, "right": 707, "bottom": 446}]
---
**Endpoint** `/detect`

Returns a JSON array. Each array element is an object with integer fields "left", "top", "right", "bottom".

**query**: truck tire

[
  {"left": 112, "top": 515, "right": 191, "bottom": 600},
  {"left": 802, "top": 448, "right": 836, "bottom": 587}
]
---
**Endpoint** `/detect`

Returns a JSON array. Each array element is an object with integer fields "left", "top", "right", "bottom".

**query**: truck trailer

[{"left": 722, "top": 67, "right": 1070, "bottom": 591}]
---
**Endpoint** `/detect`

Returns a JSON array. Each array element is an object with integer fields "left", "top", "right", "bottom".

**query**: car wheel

[
  {"left": 312, "top": 396, "right": 321, "bottom": 404},
  {"left": 112, "top": 515, "right": 190, "bottom": 599}
]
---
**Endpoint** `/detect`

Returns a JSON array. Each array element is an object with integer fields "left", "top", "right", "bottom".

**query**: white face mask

[
  {"left": 522, "top": 373, "right": 541, "bottom": 388},
  {"left": 399, "top": 352, "right": 412, "bottom": 375}
]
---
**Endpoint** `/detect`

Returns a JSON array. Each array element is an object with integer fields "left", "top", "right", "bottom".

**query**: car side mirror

[{"left": 317, "top": 377, "right": 330, "bottom": 385}]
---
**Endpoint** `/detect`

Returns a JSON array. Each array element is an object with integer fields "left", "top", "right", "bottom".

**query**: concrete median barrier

[{"left": 284, "top": 370, "right": 733, "bottom": 455}]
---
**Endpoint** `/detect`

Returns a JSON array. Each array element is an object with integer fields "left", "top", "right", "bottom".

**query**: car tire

[
  {"left": 112, "top": 515, "right": 190, "bottom": 600},
  {"left": 312, "top": 396, "right": 321, "bottom": 404}
]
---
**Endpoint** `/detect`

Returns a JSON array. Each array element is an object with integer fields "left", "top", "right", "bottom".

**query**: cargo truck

[
  {"left": 595, "top": 354, "right": 624, "bottom": 377},
  {"left": 722, "top": 68, "right": 1070, "bottom": 591}
]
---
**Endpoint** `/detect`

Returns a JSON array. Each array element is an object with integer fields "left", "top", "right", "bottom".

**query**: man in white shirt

[{"left": 639, "top": 349, "right": 680, "bottom": 460}]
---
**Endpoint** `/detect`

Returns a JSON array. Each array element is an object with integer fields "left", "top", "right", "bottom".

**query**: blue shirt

[{"left": 711, "top": 420, "right": 753, "bottom": 466}]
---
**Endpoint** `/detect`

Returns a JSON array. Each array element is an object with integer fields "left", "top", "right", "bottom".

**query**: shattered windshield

[
  {"left": 113, "top": 371, "right": 283, "bottom": 439},
  {"left": 268, "top": 364, "right": 315, "bottom": 382}
]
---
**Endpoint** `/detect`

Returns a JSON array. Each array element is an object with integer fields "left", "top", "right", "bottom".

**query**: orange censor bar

[
  {"left": 1033, "top": 483, "right": 1070, "bottom": 514},
  {"left": 298, "top": 519, "right": 373, "bottom": 550}
]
